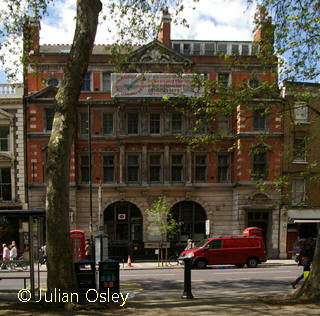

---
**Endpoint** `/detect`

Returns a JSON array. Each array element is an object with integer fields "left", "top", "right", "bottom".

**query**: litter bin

[
  {"left": 75, "top": 260, "right": 96, "bottom": 299},
  {"left": 99, "top": 259, "right": 119, "bottom": 295}
]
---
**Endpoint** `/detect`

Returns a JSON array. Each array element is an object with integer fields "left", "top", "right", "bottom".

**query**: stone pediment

[
  {"left": 127, "top": 40, "right": 193, "bottom": 66},
  {"left": 28, "top": 86, "right": 58, "bottom": 100},
  {"left": 0, "top": 109, "right": 14, "bottom": 122}
]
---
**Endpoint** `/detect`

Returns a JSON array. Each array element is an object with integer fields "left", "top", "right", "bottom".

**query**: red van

[{"left": 179, "top": 234, "right": 267, "bottom": 269}]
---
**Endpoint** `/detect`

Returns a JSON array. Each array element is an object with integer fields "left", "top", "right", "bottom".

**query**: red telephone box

[
  {"left": 70, "top": 230, "right": 85, "bottom": 262},
  {"left": 242, "top": 227, "right": 263, "bottom": 237}
]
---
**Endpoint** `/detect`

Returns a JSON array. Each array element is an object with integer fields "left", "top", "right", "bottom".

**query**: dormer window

[{"left": 217, "top": 43, "right": 227, "bottom": 55}]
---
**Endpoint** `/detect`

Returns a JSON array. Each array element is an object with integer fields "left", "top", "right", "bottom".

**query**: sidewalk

[{"left": 119, "top": 259, "right": 296, "bottom": 270}]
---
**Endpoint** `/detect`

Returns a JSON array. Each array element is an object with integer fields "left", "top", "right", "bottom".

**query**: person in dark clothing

[{"left": 291, "top": 237, "right": 314, "bottom": 289}]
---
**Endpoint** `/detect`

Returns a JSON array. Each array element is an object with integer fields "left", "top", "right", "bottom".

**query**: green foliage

[
  {"left": 146, "top": 196, "right": 181, "bottom": 241},
  {"left": 254, "top": 0, "right": 320, "bottom": 81}
]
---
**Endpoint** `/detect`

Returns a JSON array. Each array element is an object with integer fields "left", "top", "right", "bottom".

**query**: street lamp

[{"left": 87, "top": 97, "right": 94, "bottom": 262}]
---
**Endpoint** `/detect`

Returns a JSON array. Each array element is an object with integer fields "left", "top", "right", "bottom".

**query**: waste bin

[
  {"left": 99, "top": 259, "right": 119, "bottom": 295},
  {"left": 75, "top": 260, "right": 96, "bottom": 299}
]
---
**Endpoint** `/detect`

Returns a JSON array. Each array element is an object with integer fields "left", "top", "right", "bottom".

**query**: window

[
  {"left": 80, "top": 156, "right": 90, "bottom": 183},
  {"left": 172, "top": 113, "right": 182, "bottom": 134},
  {"left": 183, "top": 43, "right": 190, "bottom": 55},
  {"left": 195, "top": 155, "right": 207, "bottom": 182},
  {"left": 241, "top": 44, "right": 249, "bottom": 56},
  {"left": 217, "top": 115, "right": 229, "bottom": 136},
  {"left": 293, "top": 137, "right": 306, "bottom": 162},
  {"left": 253, "top": 109, "right": 267, "bottom": 131},
  {"left": 217, "top": 154, "right": 229, "bottom": 182},
  {"left": 103, "top": 113, "right": 114, "bottom": 135},
  {"left": 127, "top": 112, "right": 139, "bottom": 134},
  {"left": 103, "top": 156, "right": 115, "bottom": 183},
  {"left": 44, "top": 109, "right": 54, "bottom": 131},
  {"left": 217, "top": 43, "right": 227, "bottom": 54},
  {"left": 150, "top": 113, "right": 160, "bottom": 134},
  {"left": 173, "top": 43, "right": 180, "bottom": 53},
  {"left": 294, "top": 103, "right": 308, "bottom": 122},
  {"left": 79, "top": 112, "right": 88, "bottom": 134},
  {"left": 171, "top": 154, "right": 184, "bottom": 182},
  {"left": 127, "top": 155, "right": 139, "bottom": 182},
  {"left": 207, "top": 239, "right": 222, "bottom": 249},
  {"left": 81, "top": 73, "right": 91, "bottom": 91},
  {"left": 102, "top": 73, "right": 111, "bottom": 92},
  {"left": 47, "top": 77, "right": 59, "bottom": 87},
  {"left": 205, "top": 43, "right": 215, "bottom": 55},
  {"left": 252, "top": 152, "right": 267, "bottom": 180},
  {"left": 217, "top": 73, "right": 230, "bottom": 88},
  {"left": 193, "top": 43, "right": 201, "bottom": 55},
  {"left": 292, "top": 179, "right": 305, "bottom": 205},
  {"left": 231, "top": 44, "right": 239, "bottom": 55},
  {"left": 0, "top": 126, "right": 9, "bottom": 151},
  {"left": 149, "top": 154, "right": 161, "bottom": 183},
  {"left": 248, "top": 77, "right": 261, "bottom": 89},
  {"left": 0, "top": 167, "right": 11, "bottom": 200}
]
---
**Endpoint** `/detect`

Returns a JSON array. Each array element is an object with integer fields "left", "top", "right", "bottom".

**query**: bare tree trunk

[
  {"left": 45, "top": 0, "right": 102, "bottom": 293},
  {"left": 291, "top": 226, "right": 320, "bottom": 301}
]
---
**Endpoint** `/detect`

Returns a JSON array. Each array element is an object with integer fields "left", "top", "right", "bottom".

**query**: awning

[{"left": 288, "top": 209, "right": 320, "bottom": 223}]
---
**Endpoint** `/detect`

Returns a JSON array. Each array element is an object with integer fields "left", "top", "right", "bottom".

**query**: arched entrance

[
  {"left": 170, "top": 200, "right": 207, "bottom": 252},
  {"left": 104, "top": 201, "right": 143, "bottom": 260}
]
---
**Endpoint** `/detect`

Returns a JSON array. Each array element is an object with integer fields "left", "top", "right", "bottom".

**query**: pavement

[
  {"left": 118, "top": 259, "right": 296, "bottom": 270},
  {"left": 1, "top": 259, "right": 318, "bottom": 316}
]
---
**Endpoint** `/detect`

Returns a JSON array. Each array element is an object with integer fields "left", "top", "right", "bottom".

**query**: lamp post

[{"left": 87, "top": 97, "right": 94, "bottom": 262}]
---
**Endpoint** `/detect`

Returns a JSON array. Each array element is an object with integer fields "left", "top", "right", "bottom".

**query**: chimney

[
  {"left": 253, "top": 6, "right": 274, "bottom": 45},
  {"left": 157, "top": 8, "right": 172, "bottom": 47},
  {"left": 23, "top": 5, "right": 40, "bottom": 55}
]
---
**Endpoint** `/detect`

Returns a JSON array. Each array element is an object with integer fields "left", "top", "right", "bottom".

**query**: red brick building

[{"left": 25, "top": 11, "right": 284, "bottom": 259}]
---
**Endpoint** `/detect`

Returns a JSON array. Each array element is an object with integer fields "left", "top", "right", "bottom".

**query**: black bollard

[{"left": 181, "top": 258, "right": 193, "bottom": 299}]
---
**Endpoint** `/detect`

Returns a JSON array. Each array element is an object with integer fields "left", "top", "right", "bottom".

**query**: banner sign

[{"left": 111, "top": 73, "right": 202, "bottom": 98}]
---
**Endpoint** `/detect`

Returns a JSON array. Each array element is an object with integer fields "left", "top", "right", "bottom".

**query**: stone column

[
  {"left": 120, "top": 143, "right": 125, "bottom": 184},
  {"left": 186, "top": 146, "right": 192, "bottom": 184},
  {"left": 142, "top": 143, "right": 147, "bottom": 185},
  {"left": 164, "top": 143, "right": 170, "bottom": 184}
]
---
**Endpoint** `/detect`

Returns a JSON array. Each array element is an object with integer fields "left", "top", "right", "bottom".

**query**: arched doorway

[
  {"left": 170, "top": 201, "right": 207, "bottom": 252},
  {"left": 104, "top": 201, "right": 143, "bottom": 260}
]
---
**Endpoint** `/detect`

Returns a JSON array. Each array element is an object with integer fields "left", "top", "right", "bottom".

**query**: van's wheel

[
  {"left": 246, "top": 257, "right": 258, "bottom": 268},
  {"left": 235, "top": 264, "right": 244, "bottom": 268},
  {"left": 195, "top": 259, "right": 207, "bottom": 269}
]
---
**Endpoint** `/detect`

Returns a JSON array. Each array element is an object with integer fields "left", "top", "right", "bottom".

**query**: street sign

[{"left": 205, "top": 219, "right": 210, "bottom": 236}]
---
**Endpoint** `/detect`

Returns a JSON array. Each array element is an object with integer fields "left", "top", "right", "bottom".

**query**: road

[
  {"left": 120, "top": 266, "right": 300, "bottom": 299},
  {"left": 0, "top": 265, "right": 302, "bottom": 299}
]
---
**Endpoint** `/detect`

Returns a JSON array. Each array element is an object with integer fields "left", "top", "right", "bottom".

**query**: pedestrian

[
  {"left": 9, "top": 242, "right": 18, "bottom": 270},
  {"left": 2, "top": 243, "right": 10, "bottom": 269},
  {"left": 40, "top": 243, "right": 47, "bottom": 264},
  {"left": 85, "top": 239, "right": 91, "bottom": 260},
  {"left": 185, "top": 239, "right": 193, "bottom": 250},
  {"left": 291, "top": 237, "right": 314, "bottom": 289},
  {"left": 10, "top": 241, "right": 18, "bottom": 260}
]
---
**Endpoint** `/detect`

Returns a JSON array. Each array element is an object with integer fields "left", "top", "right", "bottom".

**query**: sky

[{"left": 0, "top": 0, "right": 256, "bottom": 83}]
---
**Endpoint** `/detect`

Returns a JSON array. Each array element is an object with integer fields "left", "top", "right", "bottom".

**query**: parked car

[
  {"left": 178, "top": 236, "right": 267, "bottom": 269},
  {"left": 292, "top": 238, "right": 317, "bottom": 262}
]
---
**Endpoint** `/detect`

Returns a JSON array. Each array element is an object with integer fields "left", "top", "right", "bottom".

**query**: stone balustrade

[{"left": 0, "top": 84, "right": 23, "bottom": 98}]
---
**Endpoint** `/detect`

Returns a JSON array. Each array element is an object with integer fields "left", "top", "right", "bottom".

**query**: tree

[
  {"left": 1, "top": 0, "right": 198, "bottom": 295},
  {"left": 250, "top": 0, "right": 320, "bottom": 302},
  {"left": 146, "top": 195, "right": 181, "bottom": 265}
]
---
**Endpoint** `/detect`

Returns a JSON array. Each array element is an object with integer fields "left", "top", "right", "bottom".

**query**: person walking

[
  {"left": 9, "top": 242, "right": 18, "bottom": 269},
  {"left": 2, "top": 244, "right": 10, "bottom": 269},
  {"left": 291, "top": 237, "right": 314, "bottom": 289}
]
